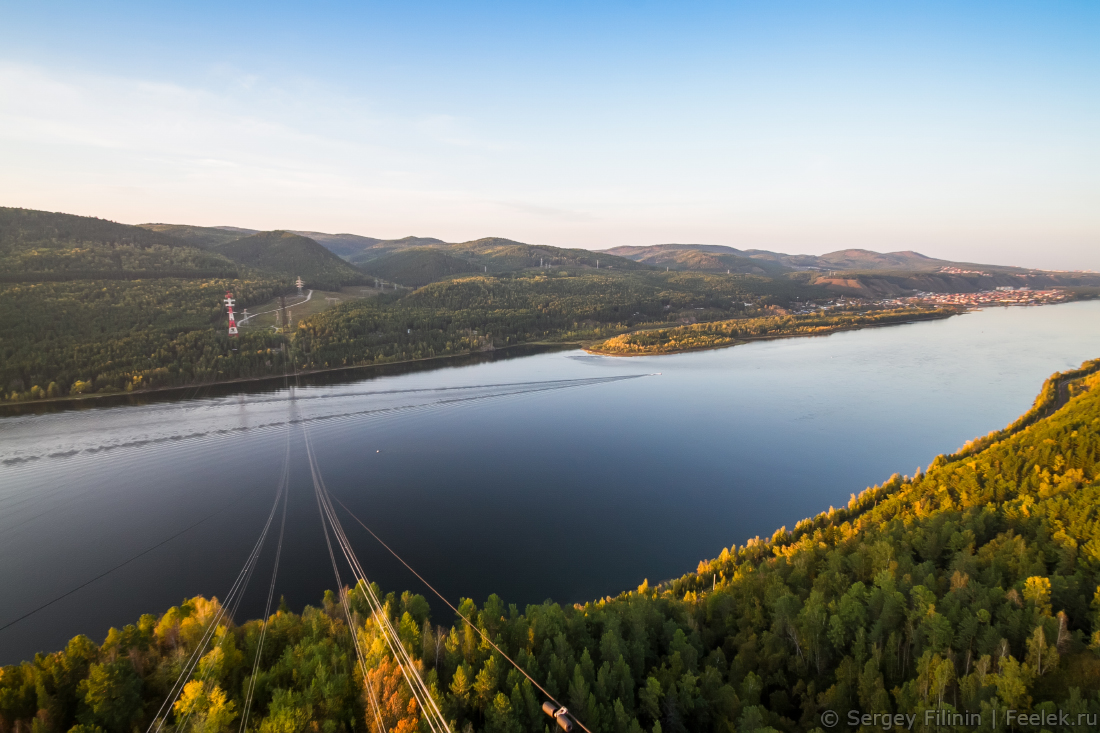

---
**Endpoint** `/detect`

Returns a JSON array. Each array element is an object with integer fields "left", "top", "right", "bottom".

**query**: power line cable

[
  {"left": 308, "top": 434, "right": 387, "bottom": 733},
  {"left": 305, "top": 430, "right": 450, "bottom": 733},
  {"left": 0, "top": 501, "right": 241, "bottom": 634},
  {"left": 307, "top": 432, "right": 438, "bottom": 732},
  {"left": 155, "top": 339, "right": 298, "bottom": 733},
  {"left": 147, "top": 475, "right": 286, "bottom": 733},
  {"left": 330, "top": 493, "right": 593, "bottom": 733},
  {"left": 237, "top": 353, "right": 296, "bottom": 733},
  {"left": 286, "top": 349, "right": 393, "bottom": 733},
  {"left": 238, "top": 433, "right": 290, "bottom": 733}
]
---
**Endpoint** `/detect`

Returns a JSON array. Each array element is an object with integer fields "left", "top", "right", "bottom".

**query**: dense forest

[
  {"left": 212, "top": 232, "right": 366, "bottom": 291},
  {"left": 292, "top": 271, "right": 824, "bottom": 371},
  {"left": 346, "top": 238, "right": 649, "bottom": 276},
  {"left": 0, "top": 258, "right": 833, "bottom": 402},
  {"left": 1, "top": 208, "right": 842, "bottom": 403},
  {"left": 139, "top": 224, "right": 258, "bottom": 249},
  {"left": 2, "top": 360, "right": 1099, "bottom": 733},
  {"left": 0, "top": 208, "right": 239, "bottom": 281},
  {"left": 588, "top": 308, "right": 958, "bottom": 356},
  {"left": 0, "top": 279, "right": 288, "bottom": 399},
  {"left": 358, "top": 249, "right": 480, "bottom": 287}
]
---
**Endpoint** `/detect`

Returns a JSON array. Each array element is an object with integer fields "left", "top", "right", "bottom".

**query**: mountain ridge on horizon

[
  {"left": 2, "top": 207, "right": 1077, "bottom": 286},
  {"left": 137, "top": 219, "right": 1051, "bottom": 276}
]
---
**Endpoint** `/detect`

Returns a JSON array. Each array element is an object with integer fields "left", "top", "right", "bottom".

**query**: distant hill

[
  {"left": 213, "top": 231, "right": 366, "bottom": 289},
  {"left": 603, "top": 244, "right": 788, "bottom": 275},
  {"left": 359, "top": 248, "right": 479, "bottom": 286},
  {"left": 815, "top": 248, "right": 938, "bottom": 270},
  {"left": 139, "top": 223, "right": 257, "bottom": 249},
  {"left": 294, "top": 232, "right": 381, "bottom": 259},
  {"left": 339, "top": 235, "right": 650, "bottom": 283},
  {"left": 1, "top": 208, "right": 238, "bottom": 281},
  {"left": 447, "top": 237, "right": 649, "bottom": 273},
  {"left": 607, "top": 243, "right": 748, "bottom": 257},
  {"left": 310, "top": 233, "right": 447, "bottom": 261},
  {"left": 139, "top": 223, "right": 653, "bottom": 278},
  {"left": 104, "top": 215, "right": 1100, "bottom": 293},
  {"left": 607, "top": 243, "right": 856, "bottom": 271},
  {"left": 604, "top": 243, "right": 1048, "bottom": 276}
]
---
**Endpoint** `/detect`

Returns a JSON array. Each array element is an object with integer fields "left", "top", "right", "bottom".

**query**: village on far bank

[{"left": 786, "top": 286, "right": 1072, "bottom": 316}]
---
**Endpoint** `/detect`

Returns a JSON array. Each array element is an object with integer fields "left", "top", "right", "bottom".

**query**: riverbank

[
  {"left": 4, "top": 355, "right": 1100, "bottom": 726},
  {"left": 3, "top": 300, "right": 1098, "bottom": 666},
  {"left": 0, "top": 342, "right": 578, "bottom": 416},
  {"left": 586, "top": 306, "right": 959, "bottom": 356}
]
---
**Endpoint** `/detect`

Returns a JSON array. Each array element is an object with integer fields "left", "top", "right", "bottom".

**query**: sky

[{"left": 1, "top": 1, "right": 1097, "bottom": 269}]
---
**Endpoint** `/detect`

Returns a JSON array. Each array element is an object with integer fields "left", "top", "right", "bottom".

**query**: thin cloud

[{"left": 495, "top": 200, "right": 596, "bottom": 223}]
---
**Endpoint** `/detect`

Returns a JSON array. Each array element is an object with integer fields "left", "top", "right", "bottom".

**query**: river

[{"left": 1, "top": 300, "right": 1098, "bottom": 664}]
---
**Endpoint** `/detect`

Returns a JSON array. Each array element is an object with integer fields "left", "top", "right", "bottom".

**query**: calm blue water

[{"left": 1, "top": 300, "right": 1098, "bottom": 664}]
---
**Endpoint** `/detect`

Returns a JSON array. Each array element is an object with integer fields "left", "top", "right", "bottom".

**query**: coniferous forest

[
  {"left": 0, "top": 208, "right": 863, "bottom": 403},
  {"left": 3, "top": 361, "right": 1100, "bottom": 732},
  {"left": 4, "top": 207, "right": 1098, "bottom": 405}
]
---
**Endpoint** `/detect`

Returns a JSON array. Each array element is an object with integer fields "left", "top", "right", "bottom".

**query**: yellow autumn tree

[{"left": 173, "top": 680, "right": 238, "bottom": 733}]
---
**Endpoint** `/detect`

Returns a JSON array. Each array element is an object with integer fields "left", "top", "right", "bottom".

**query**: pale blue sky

[{"left": 1, "top": 1, "right": 1097, "bottom": 268}]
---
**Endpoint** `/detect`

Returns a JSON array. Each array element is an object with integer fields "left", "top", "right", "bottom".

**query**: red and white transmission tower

[
  {"left": 224, "top": 292, "right": 239, "bottom": 337},
  {"left": 295, "top": 276, "right": 304, "bottom": 296}
]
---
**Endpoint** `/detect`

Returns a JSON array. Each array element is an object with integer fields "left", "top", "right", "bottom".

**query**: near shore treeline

[{"left": 3, "top": 361, "right": 1099, "bottom": 732}]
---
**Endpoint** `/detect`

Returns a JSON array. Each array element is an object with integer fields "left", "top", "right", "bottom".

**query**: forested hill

[
  {"left": 292, "top": 270, "right": 825, "bottom": 371},
  {"left": 0, "top": 209, "right": 294, "bottom": 401},
  {"left": 444, "top": 238, "right": 649, "bottom": 274},
  {"left": 135, "top": 223, "right": 370, "bottom": 289},
  {"left": 358, "top": 248, "right": 480, "bottom": 287},
  {"left": 0, "top": 208, "right": 239, "bottom": 281},
  {"left": 139, "top": 223, "right": 258, "bottom": 249},
  {"left": 0, "top": 207, "right": 838, "bottom": 406},
  {"left": 2, "top": 361, "right": 1099, "bottom": 733},
  {"left": 600, "top": 245, "right": 789, "bottom": 276},
  {"left": 212, "top": 231, "right": 367, "bottom": 290},
  {"left": 348, "top": 238, "right": 651, "bottom": 282},
  {"left": 603, "top": 245, "right": 1003, "bottom": 275},
  {"left": 330, "top": 235, "right": 448, "bottom": 262},
  {"left": 2, "top": 209, "right": 181, "bottom": 248}
]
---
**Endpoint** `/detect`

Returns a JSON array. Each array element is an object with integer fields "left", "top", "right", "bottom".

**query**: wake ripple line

[{"left": 0, "top": 375, "right": 647, "bottom": 467}]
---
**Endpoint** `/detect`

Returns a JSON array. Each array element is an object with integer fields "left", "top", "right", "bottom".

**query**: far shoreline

[
  {"left": 583, "top": 306, "right": 963, "bottom": 358},
  {"left": 0, "top": 342, "right": 578, "bottom": 417},
  {"left": 585, "top": 297, "right": 1099, "bottom": 358}
]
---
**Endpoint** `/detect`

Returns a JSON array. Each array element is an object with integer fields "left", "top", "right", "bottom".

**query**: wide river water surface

[{"left": 1, "top": 300, "right": 1098, "bottom": 663}]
